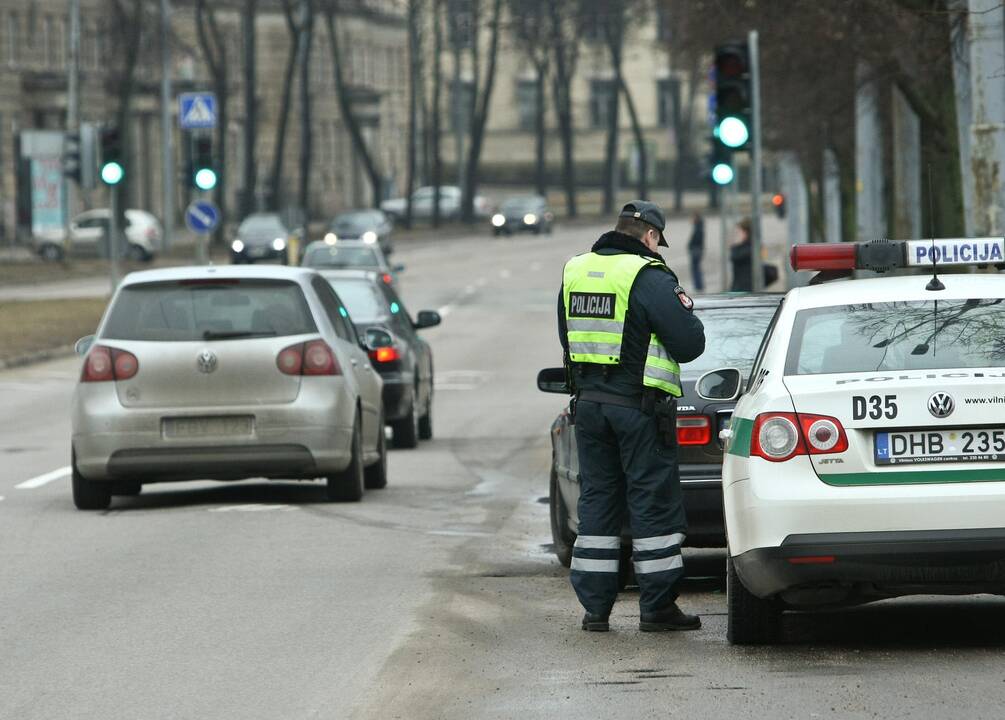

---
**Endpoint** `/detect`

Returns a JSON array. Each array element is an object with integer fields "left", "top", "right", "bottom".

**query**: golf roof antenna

[{"left": 925, "top": 164, "right": 945, "bottom": 291}]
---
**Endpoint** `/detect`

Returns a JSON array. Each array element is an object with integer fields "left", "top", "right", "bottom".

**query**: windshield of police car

[
  {"left": 683, "top": 306, "right": 777, "bottom": 379},
  {"left": 785, "top": 299, "right": 1005, "bottom": 375}
]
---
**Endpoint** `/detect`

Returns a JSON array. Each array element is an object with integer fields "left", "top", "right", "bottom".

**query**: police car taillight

[{"left": 750, "top": 412, "right": 847, "bottom": 462}]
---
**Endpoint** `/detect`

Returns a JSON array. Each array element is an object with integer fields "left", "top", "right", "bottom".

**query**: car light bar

[{"left": 790, "top": 237, "right": 1005, "bottom": 273}]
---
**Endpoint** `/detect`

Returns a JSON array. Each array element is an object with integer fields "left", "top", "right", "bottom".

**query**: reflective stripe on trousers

[
  {"left": 633, "top": 533, "right": 685, "bottom": 576},
  {"left": 570, "top": 535, "right": 621, "bottom": 574}
]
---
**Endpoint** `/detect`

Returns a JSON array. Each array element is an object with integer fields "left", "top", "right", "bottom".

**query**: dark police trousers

[{"left": 571, "top": 399, "right": 686, "bottom": 616}]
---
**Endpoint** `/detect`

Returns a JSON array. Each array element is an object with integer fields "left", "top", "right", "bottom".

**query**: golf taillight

[
  {"left": 277, "top": 340, "right": 340, "bottom": 376},
  {"left": 750, "top": 412, "right": 847, "bottom": 462},
  {"left": 381, "top": 273, "right": 393, "bottom": 285},
  {"left": 81, "top": 345, "right": 139, "bottom": 382},
  {"left": 789, "top": 243, "right": 856, "bottom": 272},
  {"left": 370, "top": 346, "right": 400, "bottom": 364},
  {"left": 676, "top": 415, "right": 711, "bottom": 445}
]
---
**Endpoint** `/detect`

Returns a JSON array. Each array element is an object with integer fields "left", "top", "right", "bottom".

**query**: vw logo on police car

[
  {"left": 927, "top": 392, "right": 955, "bottom": 418},
  {"left": 197, "top": 349, "right": 218, "bottom": 374}
]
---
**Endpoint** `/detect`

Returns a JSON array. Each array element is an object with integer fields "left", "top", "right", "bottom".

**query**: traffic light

[
  {"left": 99, "top": 127, "right": 124, "bottom": 186},
  {"left": 63, "top": 132, "right": 81, "bottom": 184},
  {"left": 714, "top": 43, "right": 751, "bottom": 150},
  {"left": 772, "top": 193, "right": 786, "bottom": 218},
  {"left": 191, "top": 134, "right": 217, "bottom": 191},
  {"left": 710, "top": 142, "right": 734, "bottom": 186}
]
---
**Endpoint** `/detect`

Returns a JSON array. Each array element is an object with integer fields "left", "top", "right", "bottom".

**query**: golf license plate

[
  {"left": 162, "top": 415, "right": 254, "bottom": 439},
  {"left": 874, "top": 427, "right": 1005, "bottom": 466}
]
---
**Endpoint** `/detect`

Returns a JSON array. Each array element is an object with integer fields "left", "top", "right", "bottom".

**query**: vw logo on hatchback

[
  {"left": 197, "top": 349, "right": 218, "bottom": 374},
  {"left": 928, "top": 392, "right": 955, "bottom": 418}
]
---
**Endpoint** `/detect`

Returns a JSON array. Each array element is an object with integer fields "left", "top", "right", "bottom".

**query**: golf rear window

[
  {"left": 102, "top": 279, "right": 317, "bottom": 341},
  {"left": 785, "top": 299, "right": 1005, "bottom": 375}
]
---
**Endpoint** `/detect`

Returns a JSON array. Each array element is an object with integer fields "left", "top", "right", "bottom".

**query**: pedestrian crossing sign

[{"left": 179, "top": 93, "right": 217, "bottom": 130}]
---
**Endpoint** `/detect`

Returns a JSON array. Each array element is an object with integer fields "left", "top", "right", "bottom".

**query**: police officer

[{"left": 557, "top": 200, "right": 705, "bottom": 632}]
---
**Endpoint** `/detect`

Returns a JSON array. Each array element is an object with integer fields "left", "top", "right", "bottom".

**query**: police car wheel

[
  {"left": 726, "top": 552, "right": 780, "bottom": 645},
  {"left": 391, "top": 400, "right": 419, "bottom": 449},
  {"left": 364, "top": 414, "right": 388, "bottom": 490},
  {"left": 71, "top": 449, "right": 111, "bottom": 511},
  {"left": 327, "top": 418, "right": 365, "bottom": 502},
  {"left": 549, "top": 467, "right": 573, "bottom": 568}
]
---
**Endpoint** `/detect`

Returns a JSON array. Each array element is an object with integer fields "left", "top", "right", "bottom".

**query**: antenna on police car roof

[{"left": 925, "top": 165, "right": 945, "bottom": 292}]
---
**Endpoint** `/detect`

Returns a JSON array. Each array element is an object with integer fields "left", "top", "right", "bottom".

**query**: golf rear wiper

[{"left": 202, "top": 330, "right": 277, "bottom": 340}]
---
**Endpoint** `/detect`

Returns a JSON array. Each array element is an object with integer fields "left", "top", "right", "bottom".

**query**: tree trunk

[
  {"left": 548, "top": 4, "right": 576, "bottom": 217},
  {"left": 268, "top": 0, "right": 300, "bottom": 210},
  {"left": 602, "top": 82, "right": 620, "bottom": 213},
  {"left": 461, "top": 0, "right": 502, "bottom": 223},
  {"left": 111, "top": 0, "right": 142, "bottom": 215},
  {"left": 324, "top": 7, "right": 382, "bottom": 207},
  {"left": 297, "top": 0, "right": 314, "bottom": 220},
  {"left": 196, "top": 0, "right": 229, "bottom": 245},
  {"left": 534, "top": 62, "right": 547, "bottom": 197},
  {"left": 431, "top": 0, "right": 443, "bottom": 227},
  {"left": 242, "top": 0, "right": 258, "bottom": 218},
  {"left": 405, "top": 0, "right": 420, "bottom": 228},
  {"left": 618, "top": 72, "right": 647, "bottom": 200}
]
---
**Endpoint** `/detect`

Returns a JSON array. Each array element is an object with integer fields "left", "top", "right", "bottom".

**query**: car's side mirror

[
  {"left": 74, "top": 335, "right": 95, "bottom": 356},
  {"left": 695, "top": 367, "right": 743, "bottom": 402},
  {"left": 537, "top": 367, "right": 570, "bottom": 394},
  {"left": 363, "top": 327, "right": 394, "bottom": 351},
  {"left": 393, "top": 263, "right": 406, "bottom": 273},
  {"left": 414, "top": 310, "right": 441, "bottom": 329}
]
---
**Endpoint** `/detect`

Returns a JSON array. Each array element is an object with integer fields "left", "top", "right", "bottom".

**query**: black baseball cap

[{"left": 619, "top": 200, "right": 668, "bottom": 246}]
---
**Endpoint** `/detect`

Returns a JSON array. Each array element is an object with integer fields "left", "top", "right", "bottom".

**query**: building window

[
  {"left": 516, "top": 79, "right": 538, "bottom": 132},
  {"left": 655, "top": 2, "right": 671, "bottom": 43},
  {"left": 657, "top": 77, "right": 680, "bottom": 127},
  {"left": 589, "top": 78, "right": 617, "bottom": 129},
  {"left": 450, "top": 79, "right": 474, "bottom": 133},
  {"left": 6, "top": 12, "right": 18, "bottom": 68},
  {"left": 44, "top": 15, "right": 56, "bottom": 67}
]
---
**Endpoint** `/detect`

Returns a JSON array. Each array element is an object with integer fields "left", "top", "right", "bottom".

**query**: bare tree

[
  {"left": 431, "top": 0, "right": 445, "bottom": 226},
  {"left": 241, "top": 0, "right": 258, "bottom": 218},
  {"left": 322, "top": 1, "right": 383, "bottom": 208},
  {"left": 507, "top": 0, "right": 550, "bottom": 197},
  {"left": 195, "top": 0, "right": 229, "bottom": 244},
  {"left": 297, "top": 0, "right": 315, "bottom": 220},
  {"left": 404, "top": 0, "right": 423, "bottom": 228},
  {"left": 107, "top": 0, "right": 145, "bottom": 212},
  {"left": 268, "top": 0, "right": 302, "bottom": 210},
  {"left": 548, "top": 0, "right": 584, "bottom": 218}
]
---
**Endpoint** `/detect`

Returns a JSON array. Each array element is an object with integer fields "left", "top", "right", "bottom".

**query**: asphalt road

[{"left": 2, "top": 220, "right": 1003, "bottom": 720}]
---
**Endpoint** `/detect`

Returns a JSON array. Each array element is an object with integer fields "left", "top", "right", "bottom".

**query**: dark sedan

[
  {"left": 490, "top": 195, "right": 553, "bottom": 236},
  {"left": 231, "top": 213, "right": 292, "bottom": 264},
  {"left": 322, "top": 270, "right": 439, "bottom": 448},
  {"left": 327, "top": 209, "right": 394, "bottom": 256},
  {"left": 539, "top": 293, "right": 781, "bottom": 577}
]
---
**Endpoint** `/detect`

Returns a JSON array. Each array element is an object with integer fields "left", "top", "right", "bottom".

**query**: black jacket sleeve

[
  {"left": 633, "top": 267, "right": 705, "bottom": 364},
  {"left": 557, "top": 287, "right": 569, "bottom": 353}
]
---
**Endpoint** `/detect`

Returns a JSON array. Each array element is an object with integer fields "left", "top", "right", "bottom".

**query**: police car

[{"left": 695, "top": 237, "right": 1005, "bottom": 644}]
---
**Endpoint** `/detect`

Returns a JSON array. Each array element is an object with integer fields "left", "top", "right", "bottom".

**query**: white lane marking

[
  {"left": 208, "top": 504, "right": 296, "bottom": 513},
  {"left": 0, "top": 496, "right": 5, "bottom": 502},
  {"left": 428, "top": 529, "right": 492, "bottom": 538},
  {"left": 436, "top": 284, "right": 479, "bottom": 318},
  {"left": 435, "top": 370, "right": 491, "bottom": 391},
  {"left": 16, "top": 466, "right": 70, "bottom": 489}
]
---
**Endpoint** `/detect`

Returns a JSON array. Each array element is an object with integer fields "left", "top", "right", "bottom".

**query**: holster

[{"left": 653, "top": 396, "right": 677, "bottom": 447}]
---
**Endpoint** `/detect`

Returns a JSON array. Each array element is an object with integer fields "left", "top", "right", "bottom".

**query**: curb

[{"left": 0, "top": 345, "right": 75, "bottom": 371}]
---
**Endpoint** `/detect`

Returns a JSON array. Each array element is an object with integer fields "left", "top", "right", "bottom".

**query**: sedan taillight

[
  {"left": 750, "top": 412, "right": 848, "bottom": 462},
  {"left": 277, "top": 340, "right": 340, "bottom": 376},
  {"left": 81, "top": 345, "right": 139, "bottom": 382},
  {"left": 676, "top": 415, "right": 711, "bottom": 445}
]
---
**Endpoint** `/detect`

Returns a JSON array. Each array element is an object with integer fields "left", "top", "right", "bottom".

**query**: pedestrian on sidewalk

[
  {"left": 557, "top": 200, "right": 705, "bottom": 633},
  {"left": 688, "top": 213, "right": 705, "bottom": 292},
  {"left": 729, "top": 217, "right": 753, "bottom": 292}
]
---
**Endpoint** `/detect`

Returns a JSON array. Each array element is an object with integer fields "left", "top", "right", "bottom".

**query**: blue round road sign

[{"left": 185, "top": 200, "right": 221, "bottom": 234}]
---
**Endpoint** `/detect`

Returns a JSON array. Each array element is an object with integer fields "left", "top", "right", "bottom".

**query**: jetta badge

[
  {"left": 928, "top": 392, "right": 954, "bottom": 418},
  {"left": 197, "top": 349, "right": 218, "bottom": 374}
]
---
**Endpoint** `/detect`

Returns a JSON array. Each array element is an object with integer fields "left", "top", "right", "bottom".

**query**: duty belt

[{"left": 577, "top": 389, "right": 669, "bottom": 413}]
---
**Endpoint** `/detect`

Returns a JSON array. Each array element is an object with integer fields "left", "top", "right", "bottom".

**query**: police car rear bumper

[{"left": 733, "top": 528, "right": 1005, "bottom": 601}]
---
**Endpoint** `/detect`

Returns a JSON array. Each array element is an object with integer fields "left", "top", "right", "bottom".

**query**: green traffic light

[
  {"left": 101, "top": 161, "right": 124, "bottom": 186},
  {"left": 194, "top": 168, "right": 218, "bottom": 191},
  {"left": 717, "top": 116, "right": 750, "bottom": 148},
  {"left": 711, "top": 163, "right": 735, "bottom": 185}
]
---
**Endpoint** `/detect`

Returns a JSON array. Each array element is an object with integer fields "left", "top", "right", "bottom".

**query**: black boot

[
  {"left": 639, "top": 602, "right": 701, "bottom": 632},
  {"left": 581, "top": 612, "right": 610, "bottom": 632}
]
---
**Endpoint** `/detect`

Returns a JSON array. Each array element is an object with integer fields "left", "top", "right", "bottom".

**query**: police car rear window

[{"left": 785, "top": 299, "right": 1005, "bottom": 375}]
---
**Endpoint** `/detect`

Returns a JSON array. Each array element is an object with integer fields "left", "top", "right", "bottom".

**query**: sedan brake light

[
  {"left": 369, "top": 346, "right": 400, "bottom": 364},
  {"left": 81, "top": 345, "right": 139, "bottom": 382},
  {"left": 750, "top": 411, "right": 848, "bottom": 462},
  {"left": 277, "top": 340, "right": 341, "bottom": 376},
  {"left": 676, "top": 415, "right": 711, "bottom": 445}
]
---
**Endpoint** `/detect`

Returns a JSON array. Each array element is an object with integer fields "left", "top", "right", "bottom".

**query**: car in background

[
  {"left": 34, "top": 208, "right": 162, "bottom": 262},
  {"left": 538, "top": 294, "right": 782, "bottom": 578},
  {"left": 231, "top": 213, "right": 293, "bottom": 264},
  {"left": 380, "top": 185, "right": 491, "bottom": 223},
  {"left": 322, "top": 269, "right": 440, "bottom": 448},
  {"left": 302, "top": 239, "right": 404, "bottom": 287},
  {"left": 327, "top": 209, "right": 394, "bottom": 256},
  {"left": 490, "top": 195, "right": 553, "bottom": 236},
  {"left": 70, "top": 265, "right": 388, "bottom": 510}
]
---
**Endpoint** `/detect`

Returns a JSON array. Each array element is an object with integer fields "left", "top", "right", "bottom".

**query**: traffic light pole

[
  {"left": 749, "top": 29, "right": 764, "bottom": 292},
  {"left": 160, "top": 0, "right": 174, "bottom": 252},
  {"left": 64, "top": 0, "right": 81, "bottom": 260},
  {"left": 108, "top": 183, "right": 121, "bottom": 291}
]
